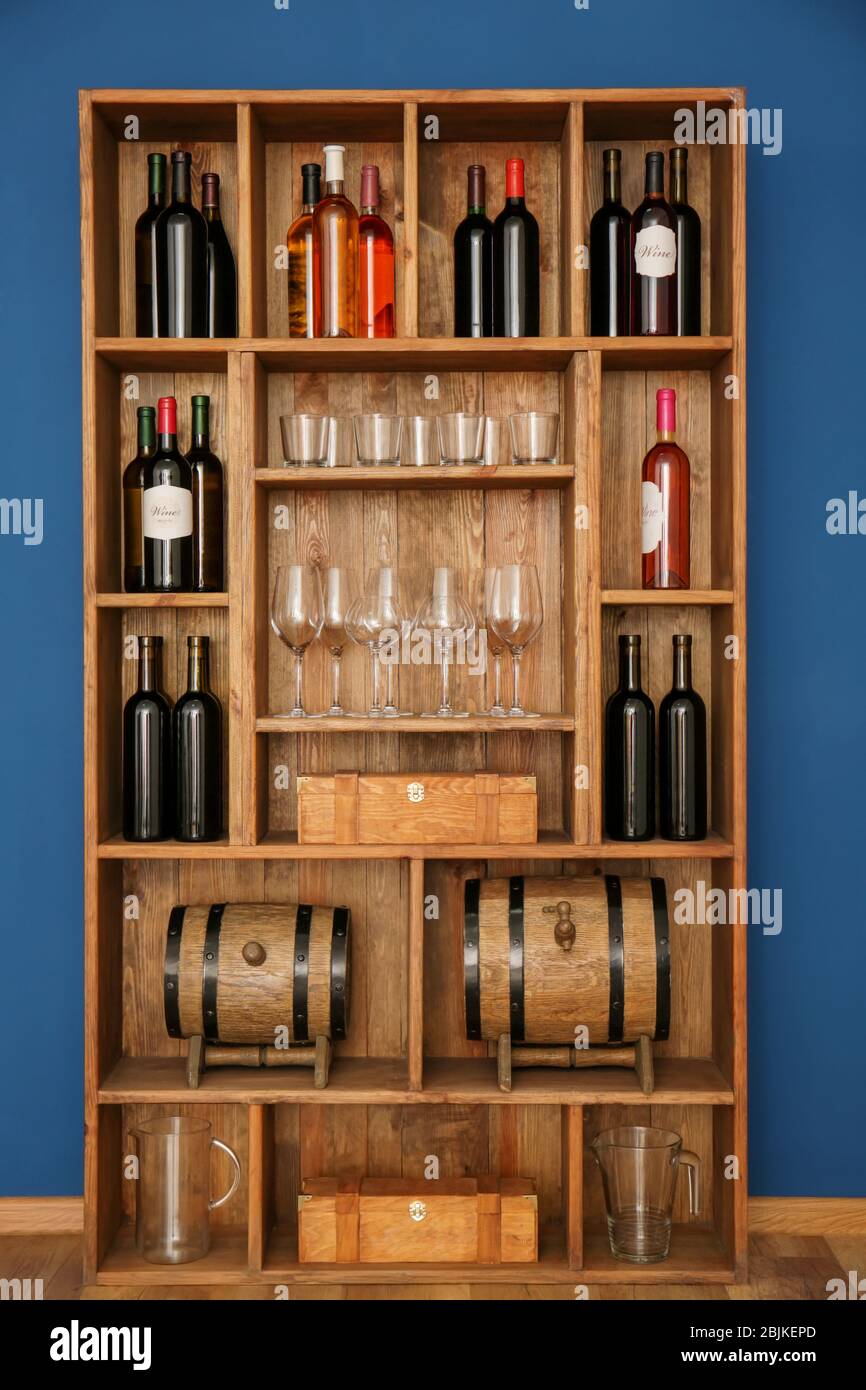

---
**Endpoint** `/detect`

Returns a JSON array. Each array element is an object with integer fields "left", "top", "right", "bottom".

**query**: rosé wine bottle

[{"left": 641, "top": 388, "right": 690, "bottom": 590}]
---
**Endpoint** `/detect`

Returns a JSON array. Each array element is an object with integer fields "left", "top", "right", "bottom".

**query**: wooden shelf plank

[
  {"left": 98, "top": 1055, "right": 733, "bottom": 1106},
  {"left": 255, "top": 464, "right": 571, "bottom": 490},
  {"left": 96, "top": 830, "right": 736, "bottom": 860},
  {"left": 256, "top": 713, "right": 574, "bottom": 733},
  {"left": 94, "top": 336, "right": 733, "bottom": 372},
  {"left": 95, "top": 592, "right": 229, "bottom": 608},
  {"left": 602, "top": 589, "right": 734, "bottom": 607},
  {"left": 95, "top": 1222, "right": 733, "bottom": 1285}
]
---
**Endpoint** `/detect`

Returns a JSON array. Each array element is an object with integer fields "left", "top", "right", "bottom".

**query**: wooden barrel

[
  {"left": 164, "top": 903, "right": 350, "bottom": 1045},
  {"left": 463, "top": 875, "right": 670, "bottom": 1045}
]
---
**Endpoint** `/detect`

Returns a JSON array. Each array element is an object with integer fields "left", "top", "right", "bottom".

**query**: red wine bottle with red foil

[
  {"left": 641, "top": 388, "right": 690, "bottom": 590},
  {"left": 660, "top": 634, "right": 707, "bottom": 840},
  {"left": 358, "top": 164, "right": 395, "bottom": 338},
  {"left": 631, "top": 151, "right": 677, "bottom": 335},
  {"left": 454, "top": 164, "right": 493, "bottom": 337},
  {"left": 493, "top": 158, "right": 540, "bottom": 337},
  {"left": 134, "top": 153, "right": 165, "bottom": 336},
  {"left": 604, "top": 634, "right": 656, "bottom": 841},
  {"left": 590, "top": 148, "right": 630, "bottom": 336},
  {"left": 144, "top": 396, "right": 193, "bottom": 592},
  {"left": 202, "top": 172, "right": 237, "bottom": 337}
]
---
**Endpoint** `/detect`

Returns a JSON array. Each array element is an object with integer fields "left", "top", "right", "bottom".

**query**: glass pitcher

[
  {"left": 133, "top": 1116, "right": 241, "bottom": 1264},
  {"left": 591, "top": 1125, "right": 700, "bottom": 1263}
]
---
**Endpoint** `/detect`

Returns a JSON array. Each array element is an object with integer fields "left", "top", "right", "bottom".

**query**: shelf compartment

[{"left": 254, "top": 464, "right": 571, "bottom": 491}]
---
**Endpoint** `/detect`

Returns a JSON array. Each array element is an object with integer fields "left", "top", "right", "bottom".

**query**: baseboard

[
  {"left": 1, "top": 1195, "right": 863, "bottom": 1238},
  {"left": 748, "top": 1197, "right": 866, "bottom": 1235},
  {"left": 0, "top": 1197, "right": 83, "bottom": 1234}
]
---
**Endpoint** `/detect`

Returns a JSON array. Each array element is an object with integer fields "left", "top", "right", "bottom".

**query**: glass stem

[
  {"left": 370, "top": 646, "right": 381, "bottom": 714},
  {"left": 331, "top": 650, "right": 342, "bottom": 712},
  {"left": 511, "top": 649, "right": 523, "bottom": 714},
  {"left": 294, "top": 650, "right": 304, "bottom": 714},
  {"left": 440, "top": 653, "right": 451, "bottom": 713},
  {"left": 386, "top": 660, "right": 396, "bottom": 710},
  {"left": 493, "top": 650, "right": 502, "bottom": 709}
]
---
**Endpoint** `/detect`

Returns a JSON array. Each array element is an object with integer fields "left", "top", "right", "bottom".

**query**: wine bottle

[
  {"left": 631, "top": 151, "right": 677, "bottom": 335},
  {"left": 642, "top": 388, "right": 690, "bottom": 590},
  {"left": 493, "top": 158, "right": 540, "bottom": 337},
  {"left": 123, "top": 635, "right": 173, "bottom": 842},
  {"left": 358, "top": 164, "right": 395, "bottom": 339},
  {"left": 174, "top": 635, "right": 223, "bottom": 842},
  {"left": 313, "top": 144, "right": 358, "bottom": 338},
  {"left": 186, "top": 394, "right": 224, "bottom": 593},
  {"left": 202, "top": 172, "right": 237, "bottom": 337},
  {"left": 134, "top": 153, "right": 166, "bottom": 336},
  {"left": 453, "top": 163, "right": 493, "bottom": 338},
  {"left": 659, "top": 634, "right": 707, "bottom": 840},
  {"left": 155, "top": 150, "right": 208, "bottom": 338},
  {"left": 144, "top": 396, "right": 193, "bottom": 592},
  {"left": 669, "top": 147, "right": 701, "bottom": 336},
  {"left": 604, "top": 634, "right": 655, "bottom": 841},
  {"left": 122, "top": 405, "right": 156, "bottom": 592},
  {"left": 589, "top": 148, "right": 630, "bottom": 336},
  {"left": 287, "top": 162, "right": 320, "bottom": 338}
]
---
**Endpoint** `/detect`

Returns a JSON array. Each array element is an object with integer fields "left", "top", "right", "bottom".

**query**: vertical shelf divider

[
  {"left": 571, "top": 348, "right": 602, "bottom": 843},
  {"left": 248, "top": 1104, "right": 275, "bottom": 1272},
  {"left": 237, "top": 102, "right": 266, "bottom": 338},
  {"left": 561, "top": 1104, "right": 584, "bottom": 1269},
  {"left": 408, "top": 857, "right": 425, "bottom": 1090},
  {"left": 560, "top": 100, "right": 585, "bottom": 336},
  {"left": 401, "top": 103, "right": 419, "bottom": 338}
]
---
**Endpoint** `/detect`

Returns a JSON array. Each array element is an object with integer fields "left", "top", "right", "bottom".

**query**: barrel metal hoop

[
  {"left": 463, "top": 878, "right": 482, "bottom": 1040},
  {"left": 202, "top": 903, "right": 225, "bottom": 1044},
  {"left": 330, "top": 906, "right": 350, "bottom": 1041},
  {"left": 163, "top": 905, "right": 185, "bottom": 1038},
  {"left": 293, "top": 903, "right": 313, "bottom": 1043},
  {"left": 508, "top": 876, "right": 525, "bottom": 1043},
  {"left": 651, "top": 876, "right": 671, "bottom": 1041},
  {"left": 605, "top": 876, "right": 625, "bottom": 1042}
]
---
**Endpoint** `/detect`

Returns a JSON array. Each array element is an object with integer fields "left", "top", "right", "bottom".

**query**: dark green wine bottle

[
  {"left": 122, "top": 405, "right": 156, "bottom": 592},
  {"left": 187, "top": 395, "right": 224, "bottom": 592},
  {"left": 174, "top": 635, "right": 223, "bottom": 842}
]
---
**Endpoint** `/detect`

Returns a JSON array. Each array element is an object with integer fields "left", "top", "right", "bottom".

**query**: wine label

[
  {"left": 641, "top": 481, "right": 664, "bottom": 554},
  {"left": 634, "top": 225, "right": 676, "bottom": 278},
  {"left": 143, "top": 484, "right": 192, "bottom": 540}
]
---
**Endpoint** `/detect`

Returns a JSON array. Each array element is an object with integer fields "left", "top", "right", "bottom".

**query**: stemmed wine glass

[
  {"left": 345, "top": 566, "right": 408, "bottom": 718},
  {"left": 320, "top": 567, "right": 357, "bottom": 716},
  {"left": 482, "top": 566, "right": 507, "bottom": 716},
  {"left": 414, "top": 567, "right": 476, "bottom": 717},
  {"left": 489, "top": 564, "right": 544, "bottom": 718},
  {"left": 271, "top": 564, "right": 324, "bottom": 717}
]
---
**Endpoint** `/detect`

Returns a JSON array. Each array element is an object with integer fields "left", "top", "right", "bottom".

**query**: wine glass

[
  {"left": 270, "top": 565, "right": 324, "bottom": 717},
  {"left": 414, "top": 567, "right": 476, "bottom": 718},
  {"left": 320, "top": 567, "right": 358, "bottom": 716},
  {"left": 489, "top": 564, "right": 544, "bottom": 718},
  {"left": 345, "top": 566, "right": 408, "bottom": 718},
  {"left": 482, "top": 566, "right": 507, "bottom": 716}
]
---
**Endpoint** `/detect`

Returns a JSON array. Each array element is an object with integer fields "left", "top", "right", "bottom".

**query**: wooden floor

[{"left": 3, "top": 1233, "right": 864, "bottom": 1300}]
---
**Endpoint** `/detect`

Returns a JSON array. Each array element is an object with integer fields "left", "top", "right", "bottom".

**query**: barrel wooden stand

[
  {"left": 496, "top": 1032, "right": 654, "bottom": 1095},
  {"left": 186, "top": 1033, "right": 333, "bottom": 1090}
]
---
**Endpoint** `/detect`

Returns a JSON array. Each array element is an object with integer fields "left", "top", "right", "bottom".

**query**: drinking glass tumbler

[
  {"left": 353, "top": 414, "right": 402, "bottom": 465},
  {"left": 591, "top": 1126, "right": 701, "bottom": 1264},
  {"left": 437, "top": 412, "right": 485, "bottom": 465},
  {"left": 133, "top": 1116, "right": 241, "bottom": 1265},
  {"left": 403, "top": 416, "right": 438, "bottom": 467},
  {"left": 509, "top": 411, "right": 559, "bottom": 464},
  {"left": 280, "top": 414, "right": 331, "bottom": 467}
]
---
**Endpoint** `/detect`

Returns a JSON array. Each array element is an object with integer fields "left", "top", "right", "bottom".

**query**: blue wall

[{"left": 0, "top": 0, "right": 863, "bottom": 1197}]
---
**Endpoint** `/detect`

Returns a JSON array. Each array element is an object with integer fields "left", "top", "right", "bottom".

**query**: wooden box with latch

[
  {"left": 297, "top": 771, "right": 538, "bottom": 845},
  {"left": 298, "top": 1177, "right": 538, "bottom": 1264}
]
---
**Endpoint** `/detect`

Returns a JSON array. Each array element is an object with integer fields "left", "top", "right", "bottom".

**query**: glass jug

[
  {"left": 591, "top": 1125, "right": 700, "bottom": 1263},
  {"left": 133, "top": 1116, "right": 241, "bottom": 1264}
]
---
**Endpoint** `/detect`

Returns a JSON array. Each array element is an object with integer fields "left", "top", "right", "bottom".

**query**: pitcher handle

[
  {"left": 209, "top": 1137, "right": 241, "bottom": 1211},
  {"left": 678, "top": 1149, "right": 701, "bottom": 1215}
]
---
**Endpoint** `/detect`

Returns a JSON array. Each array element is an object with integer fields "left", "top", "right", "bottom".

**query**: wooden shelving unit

[{"left": 80, "top": 86, "right": 746, "bottom": 1288}]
